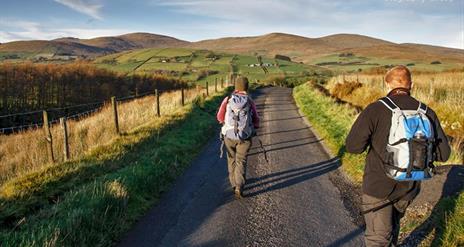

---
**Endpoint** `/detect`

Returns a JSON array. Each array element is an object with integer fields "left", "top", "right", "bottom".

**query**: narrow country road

[{"left": 118, "top": 87, "right": 364, "bottom": 247}]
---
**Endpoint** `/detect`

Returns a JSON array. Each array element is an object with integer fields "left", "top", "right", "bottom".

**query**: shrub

[
  {"left": 339, "top": 53, "right": 354, "bottom": 57},
  {"left": 274, "top": 54, "right": 291, "bottom": 62},
  {"left": 331, "top": 81, "right": 363, "bottom": 99},
  {"left": 196, "top": 69, "right": 219, "bottom": 80}
]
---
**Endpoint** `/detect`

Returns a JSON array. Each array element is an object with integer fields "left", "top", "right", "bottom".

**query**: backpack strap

[
  {"left": 417, "top": 102, "right": 428, "bottom": 115},
  {"left": 379, "top": 97, "right": 400, "bottom": 112}
]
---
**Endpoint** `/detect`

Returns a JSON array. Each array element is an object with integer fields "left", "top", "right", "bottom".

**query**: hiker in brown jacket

[{"left": 345, "top": 66, "right": 450, "bottom": 246}]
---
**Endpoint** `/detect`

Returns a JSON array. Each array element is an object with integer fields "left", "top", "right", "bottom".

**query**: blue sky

[{"left": 0, "top": 0, "right": 463, "bottom": 49}]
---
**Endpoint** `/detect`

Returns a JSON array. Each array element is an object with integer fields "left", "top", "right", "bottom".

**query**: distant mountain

[
  {"left": 0, "top": 33, "right": 189, "bottom": 58},
  {"left": 0, "top": 32, "right": 462, "bottom": 63},
  {"left": 188, "top": 33, "right": 464, "bottom": 63},
  {"left": 0, "top": 40, "right": 112, "bottom": 58}
]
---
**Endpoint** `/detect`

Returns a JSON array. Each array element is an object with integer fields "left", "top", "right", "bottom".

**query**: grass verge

[
  {"left": 0, "top": 90, "right": 229, "bottom": 246},
  {"left": 433, "top": 193, "right": 464, "bottom": 246},
  {"left": 293, "top": 82, "right": 463, "bottom": 246},
  {"left": 293, "top": 82, "right": 364, "bottom": 182}
]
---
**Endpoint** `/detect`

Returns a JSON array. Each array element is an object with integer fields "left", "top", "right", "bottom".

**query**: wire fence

[
  {"left": 0, "top": 88, "right": 174, "bottom": 134},
  {"left": 0, "top": 74, "right": 237, "bottom": 135}
]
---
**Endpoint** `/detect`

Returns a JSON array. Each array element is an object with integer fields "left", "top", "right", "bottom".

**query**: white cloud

[
  {"left": 152, "top": 0, "right": 463, "bottom": 49},
  {"left": 54, "top": 0, "right": 103, "bottom": 20}
]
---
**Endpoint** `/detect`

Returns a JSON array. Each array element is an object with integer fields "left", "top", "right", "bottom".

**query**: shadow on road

[
  {"left": 258, "top": 108, "right": 299, "bottom": 114},
  {"left": 401, "top": 165, "right": 464, "bottom": 246},
  {"left": 255, "top": 103, "right": 296, "bottom": 109},
  {"left": 248, "top": 139, "right": 322, "bottom": 156},
  {"left": 260, "top": 116, "right": 303, "bottom": 123},
  {"left": 326, "top": 227, "right": 364, "bottom": 247},
  {"left": 249, "top": 136, "right": 317, "bottom": 152},
  {"left": 244, "top": 157, "right": 341, "bottom": 198},
  {"left": 257, "top": 127, "right": 310, "bottom": 137}
]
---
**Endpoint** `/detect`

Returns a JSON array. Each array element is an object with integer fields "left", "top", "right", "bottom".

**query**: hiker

[
  {"left": 345, "top": 65, "right": 450, "bottom": 246},
  {"left": 217, "top": 76, "right": 259, "bottom": 199}
]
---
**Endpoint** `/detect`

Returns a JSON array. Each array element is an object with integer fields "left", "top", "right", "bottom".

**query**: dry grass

[
  {"left": 326, "top": 71, "right": 464, "bottom": 164},
  {"left": 0, "top": 84, "right": 221, "bottom": 186}
]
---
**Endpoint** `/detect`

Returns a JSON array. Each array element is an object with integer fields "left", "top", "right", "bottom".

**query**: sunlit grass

[
  {"left": 0, "top": 83, "right": 229, "bottom": 246},
  {"left": 326, "top": 71, "right": 464, "bottom": 164},
  {"left": 294, "top": 82, "right": 463, "bottom": 246}
]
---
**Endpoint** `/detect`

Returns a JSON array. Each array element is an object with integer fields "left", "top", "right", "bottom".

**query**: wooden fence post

[
  {"left": 43, "top": 110, "right": 55, "bottom": 163},
  {"left": 206, "top": 81, "right": 209, "bottom": 96},
  {"left": 155, "top": 89, "right": 160, "bottom": 117},
  {"left": 215, "top": 78, "right": 218, "bottom": 92},
  {"left": 60, "top": 117, "right": 70, "bottom": 161},
  {"left": 111, "top": 96, "right": 120, "bottom": 135},
  {"left": 181, "top": 87, "right": 185, "bottom": 106}
]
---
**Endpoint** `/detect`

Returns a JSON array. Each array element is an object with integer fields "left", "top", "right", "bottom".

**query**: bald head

[{"left": 385, "top": 65, "right": 412, "bottom": 89}]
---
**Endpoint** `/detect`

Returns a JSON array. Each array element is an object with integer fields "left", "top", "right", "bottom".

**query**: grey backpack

[{"left": 221, "top": 93, "right": 254, "bottom": 140}]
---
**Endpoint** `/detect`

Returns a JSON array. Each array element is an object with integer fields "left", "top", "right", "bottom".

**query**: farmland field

[
  {"left": 94, "top": 48, "right": 323, "bottom": 86},
  {"left": 310, "top": 53, "right": 464, "bottom": 72}
]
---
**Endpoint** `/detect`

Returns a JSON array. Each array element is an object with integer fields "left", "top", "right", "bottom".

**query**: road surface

[{"left": 118, "top": 87, "right": 364, "bottom": 247}]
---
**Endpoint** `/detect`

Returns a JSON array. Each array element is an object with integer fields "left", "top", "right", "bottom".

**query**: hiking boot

[{"left": 234, "top": 187, "right": 243, "bottom": 199}]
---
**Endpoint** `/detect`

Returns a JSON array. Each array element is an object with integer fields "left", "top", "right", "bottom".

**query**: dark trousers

[
  {"left": 224, "top": 138, "right": 252, "bottom": 190},
  {"left": 362, "top": 194, "right": 411, "bottom": 247}
]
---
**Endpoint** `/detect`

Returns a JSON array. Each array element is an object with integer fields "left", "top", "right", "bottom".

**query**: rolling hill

[
  {"left": 0, "top": 33, "right": 188, "bottom": 59},
  {"left": 55, "top": 33, "right": 188, "bottom": 52},
  {"left": 189, "top": 33, "right": 395, "bottom": 61},
  {"left": 1, "top": 32, "right": 462, "bottom": 66},
  {"left": 93, "top": 47, "right": 326, "bottom": 84},
  {"left": 189, "top": 32, "right": 464, "bottom": 64}
]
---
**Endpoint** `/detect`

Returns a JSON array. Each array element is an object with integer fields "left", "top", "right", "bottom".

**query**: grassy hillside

[
  {"left": 0, "top": 40, "right": 111, "bottom": 61},
  {"left": 0, "top": 33, "right": 189, "bottom": 61},
  {"left": 189, "top": 33, "right": 464, "bottom": 65},
  {"left": 2, "top": 32, "right": 462, "bottom": 67},
  {"left": 310, "top": 53, "right": 463, "bottom": 72},
  {"left": 94, "top": 47, "right": 324, "bottom": 85},
  {"left": 188, "top": 33, "right": 393, "bottom": 62},
  {"left": 72, "top": 33, "right": 188, "bottom": 51},
  {"left": 0, "top": 84, "right": 229, "bottom": 246}
]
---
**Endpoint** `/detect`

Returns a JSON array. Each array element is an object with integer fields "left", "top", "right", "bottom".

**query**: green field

[
  {"left": 94, "top": 48, "right": 323, "bottom": 86},
  {"left": 310, "top": 53, "right": 463, "bottom": 73}
]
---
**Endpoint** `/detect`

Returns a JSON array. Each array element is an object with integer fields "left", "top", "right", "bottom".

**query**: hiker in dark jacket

[
  {"left": 345, "top": 66, "right": 450, "bottom": 246},
  {"left": 217, "top": 76, "right": 259, "bottom": 199}
]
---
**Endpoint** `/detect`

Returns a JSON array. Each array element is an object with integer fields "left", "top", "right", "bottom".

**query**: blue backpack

[{"left": 379, "top": 97, "right": 435, "bottom": 181}]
